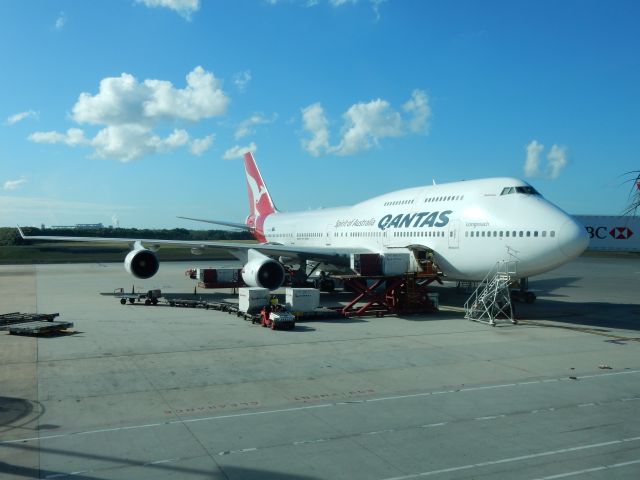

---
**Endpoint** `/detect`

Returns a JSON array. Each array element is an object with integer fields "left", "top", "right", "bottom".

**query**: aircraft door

[
  {"left": 325, "top": 224, "right": 335, "bottom": 246},
  {"left": 448, "top": 219, "right": 460, "bottom": 249}
]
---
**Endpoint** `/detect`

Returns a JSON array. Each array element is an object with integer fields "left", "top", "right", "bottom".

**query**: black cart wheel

[{"left": 120, "top": 298, "right": 126, "bottom": 305}]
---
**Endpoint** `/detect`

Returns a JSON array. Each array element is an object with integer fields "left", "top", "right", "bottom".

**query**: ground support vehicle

[
  {"left": 115, "top": 288, "right": 163, "bottom": 305},
  {"left": 0, "top": 312, "right": 73, "bottom": 335},
  {"left": 255, "top": 306, "right": 296, "bottom": 330}
]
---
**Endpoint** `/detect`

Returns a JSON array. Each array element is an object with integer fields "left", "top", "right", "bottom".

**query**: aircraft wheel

[{"left": 145, "top": 299, "right": 151, "bottom": 305}]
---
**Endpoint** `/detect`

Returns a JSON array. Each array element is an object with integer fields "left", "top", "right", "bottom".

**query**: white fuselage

[{"left": 261, "top": 177, "right": 588, "bottom": 281}]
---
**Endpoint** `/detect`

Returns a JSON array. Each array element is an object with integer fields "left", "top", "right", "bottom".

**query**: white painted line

[
  {"left": 474, "top": 415, "right": 506, "bottom": 421},
  {"left": 293, "top": 439, "right": 327, "bottom": 445},
  {"left": 379, "top": 436, "right": 640, "bottom": 480},
  {"left": 528, "top": 458, "right": 640, "bottom": 479},
  {"left": 148, "top": 458, "right": 177, "bottom": 465},
  {"left": 420, "top": 422, "right": 448, "bottom": 428},
  {"left": 362, "top": 429, "right": 395, "bottom": 436}
]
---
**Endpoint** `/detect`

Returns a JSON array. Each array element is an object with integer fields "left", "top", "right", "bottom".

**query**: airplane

[{"left": 18, "top": 152, "right": 589, "bottom": 290}]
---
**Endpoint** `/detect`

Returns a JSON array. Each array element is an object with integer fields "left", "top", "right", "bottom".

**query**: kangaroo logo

[
  {"left": 246, "top": 169, "right": 269, "bottom": 216},
  {"left": 244, "top": 153, "right": 277, "bottom": 242}
]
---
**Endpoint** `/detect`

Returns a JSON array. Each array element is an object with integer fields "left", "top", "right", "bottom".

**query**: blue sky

[{"left": 1, "top": 0, "right": 638, "bottom": 229}]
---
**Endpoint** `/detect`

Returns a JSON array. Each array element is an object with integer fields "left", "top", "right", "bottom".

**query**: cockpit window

[{"left": 501, "top": 186, "right": 540, "bottom": 196}]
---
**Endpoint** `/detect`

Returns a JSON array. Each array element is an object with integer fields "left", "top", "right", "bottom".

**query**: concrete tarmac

[{"left": 1, "top": 256, "right": 639, "bottom": 479}]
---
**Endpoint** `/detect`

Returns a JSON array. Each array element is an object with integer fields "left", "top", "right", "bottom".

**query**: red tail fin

[{"left": 244, "top": 152, "right": 277, "bottom": 241}]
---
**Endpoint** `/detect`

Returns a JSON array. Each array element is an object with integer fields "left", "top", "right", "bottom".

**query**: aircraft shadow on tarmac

[
  {"left": 516, "top": 299, "right": 640, "bottom": 333},
  {"left": 1, "top": 442, "right": 321, "bottom": 480}
]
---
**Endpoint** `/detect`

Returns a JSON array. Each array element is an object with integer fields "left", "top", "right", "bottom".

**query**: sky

[{"left": 1, "top": 0, "right": 639, "bottom": 229}]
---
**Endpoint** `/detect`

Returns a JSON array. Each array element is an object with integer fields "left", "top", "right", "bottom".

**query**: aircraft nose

[{"left": 558, "top": 217, "right": 589, "bottom": 259}]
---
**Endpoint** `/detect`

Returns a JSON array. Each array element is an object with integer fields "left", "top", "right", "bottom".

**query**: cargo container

[
  {"left": 350, "top": 253, "right": 382, "bottom": 276},
  {"left": 238, "top": 287, "right": 270, "bottom": 313},
  {"left": 285, "top": 288, "right": 320, "bottom": 312}
]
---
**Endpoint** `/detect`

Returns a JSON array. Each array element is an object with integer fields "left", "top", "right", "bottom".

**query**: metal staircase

[{"left": 464, "top": 261, "right": 517, "bottom": 326}]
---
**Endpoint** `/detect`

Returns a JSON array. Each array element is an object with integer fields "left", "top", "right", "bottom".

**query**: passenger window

[
  {"left": 526, "top": 231, "right": 531, "bottom": 237},
  {"left": 542, "top": 231, "right": 546, "bottom": 237},
  {"left": 534, "top": 231, "right": 538, "bottom": 237},
  {"left": 550, "top": 231, "right": 555, "bottom": 237},
  {"left": 519, "top": 231, "right": 523, "bottom": 237}
]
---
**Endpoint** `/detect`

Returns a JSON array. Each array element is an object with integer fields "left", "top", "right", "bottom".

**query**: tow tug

[
  {"left": 115, "top": 287, "right": 163, "bottom": 305},
  {"left": 254, "top": 303, "right": 296, "bottom": 330}
]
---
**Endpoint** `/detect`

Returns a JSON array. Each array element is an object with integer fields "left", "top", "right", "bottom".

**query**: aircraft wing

[{"left": 16, "top": 227, "right": 365, "bottom": 264}]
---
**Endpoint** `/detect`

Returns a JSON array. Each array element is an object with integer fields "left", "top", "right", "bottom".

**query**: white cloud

[
  {"left": 547, "top": 144, "right": 568, "bottom": 179},
  {"left": 55, "top": 12, "right": 66, "bottom": 30},
  {"left": 235, "top": 113, "right": 277, "bottom": 139},
  {"left": 333, "top": 99, "right": 403, "bottom": 156},
  {"left": 403, "top": 89, "right": 431, "bottom": 133},
  {"left": 72, "top": 66, "right": 228, "bottom": 125},
  {"left": 136, "top": 0, "right": 200, "bottom": 20},
  {"left": 524, "top": 140, "right": 544, "bottom": 177},
  {"left": 5, "top": 110, "right": 39, "bottom": 126},
  {"left": 301, "top": 103, "right": 331, "bottom": 157},
  {"left": 233, "top": 70, "right": 252, "bottom": 92},
  {"left": 300, "top": 0, "right": 385, "bottom": 19},
  {"left": 28, "top": 128, "right": 88, "bottom": 146},
  {"left": 301, "top": 90, "right": 430, "bottom": 156},
  {"left": 3, "top": 179, "right": 27, "bottom": 191},
  {"left": 523, "top": 140, "right": 568, "bottom": 180},
  {"left": 29, "top": 67, "right": 228, "bottom": 162},
  {"left": 90, "top": 126, "right": 190, "bottom": 161},
  {"left": 190, "top": 134, "right": 215, "bottom": 155},
  {"left": 222, "top": 142, "right": 257, "bottom": 160}
]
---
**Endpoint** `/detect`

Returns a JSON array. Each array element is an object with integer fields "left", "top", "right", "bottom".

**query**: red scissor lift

[{"left": 339, "top": 273, "right": 440, "bottom": 318}]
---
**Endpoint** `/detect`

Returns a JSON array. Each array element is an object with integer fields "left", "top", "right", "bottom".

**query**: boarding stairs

[{"left": 464, "top": 261, "right": 517, "bottom": 326}]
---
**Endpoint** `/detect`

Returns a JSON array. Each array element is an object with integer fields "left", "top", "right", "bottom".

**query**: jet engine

[
  {"left": 242, "top": 256, "right": 285, "bottom": 290},
  {"left": 124, "top": 247, "right": 159, "bottom": 279}
]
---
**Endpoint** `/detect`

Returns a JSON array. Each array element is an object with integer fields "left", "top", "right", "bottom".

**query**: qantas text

[{"left": 378, "top": 210, "right": 453, "bottom": 230}]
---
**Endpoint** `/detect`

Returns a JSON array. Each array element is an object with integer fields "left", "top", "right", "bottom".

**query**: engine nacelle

[
  {"left": 124, "top": 248, "right": 159, "bottom": 279},
  {"left": 242, "top": 257, "right": 285, "bottom": 290}
]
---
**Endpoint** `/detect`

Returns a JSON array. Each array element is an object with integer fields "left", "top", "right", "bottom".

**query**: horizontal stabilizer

[{"left": 177, "top": 216, "right": 251, "bottom": 231}]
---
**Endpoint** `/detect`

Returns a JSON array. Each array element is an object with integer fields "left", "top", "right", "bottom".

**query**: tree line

[{"left": 0, "top": 227, "right": 253, "bottom": 246}]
